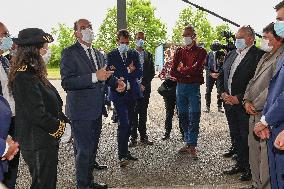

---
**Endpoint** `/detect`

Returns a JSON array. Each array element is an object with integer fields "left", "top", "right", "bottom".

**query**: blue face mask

[
  {"left": 136, "top": 39, "right": 144, "bottom": 47},
  {"left": 0, "top": 37, "right": 13, "bottom": 52},
  {"left": 235, "top": 38, "right": 247, "bottom": 50},
  {"left": 118, "top": 44, "right": 129, "bottom": 53},
  {"left": 274, "top": 21, "right": 284, "bottom": 38}
]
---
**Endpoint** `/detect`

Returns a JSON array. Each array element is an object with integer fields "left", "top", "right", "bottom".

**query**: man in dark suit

[
  {"left": 0, "top": 22, "right": 19, "bottom": 189},
  {"left": 61, "top": 19, "right": 122, "bottom": 189},
  {"left": 107, "top": 29, "right": 142, "bottom": 167},
  {"left": 204, "top": 41, "right": 225, "bottom": 113},
  {"left": 219, "top": 26, "right": 264, "bottom": 181},
  {"left": 129, "top": 32, "right": 155, "bottom": 147}
]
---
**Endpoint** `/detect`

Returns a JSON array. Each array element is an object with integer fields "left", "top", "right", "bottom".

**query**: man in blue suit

[
  {"left": 0, "top": 95, "right": 19, "bottom": 183},
  {"left": 253, "top": 2, "right": 284, "bottom": 188},
  {"left": 107, "top": 29, "right": 142, "bottom": 167},
  {"left": 61, "top": 19, "right": 123, "bottom": 189}
]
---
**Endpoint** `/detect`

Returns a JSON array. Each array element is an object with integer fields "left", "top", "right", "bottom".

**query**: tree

[
  {"left": 94, "top": 0, "right": 167, "bottom": 54},
  {"left": 172, "top": 7, "right": 232, "bottom": 51},
  {"left": 48, "top": 24, "right": 75, "bottom": 68}
]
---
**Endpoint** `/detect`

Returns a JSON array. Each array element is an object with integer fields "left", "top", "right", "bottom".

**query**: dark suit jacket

[
  {"left": 219, "top": 46, "right": 264, "bottom": 104},
  {"left": 12, "top": 66, "right": 66, "bottom": 150},
  {"left": 140, "top": 50, "right": 155, "bottom": 97},
  {"left": 61, "top": 42, "right": 117, "bottom": 120},
  {"left": 0, "top": 95, "right": 11, "bottom": 181},
  {"left": 107, "top": 49, "right": 142, "bottom": 101}
]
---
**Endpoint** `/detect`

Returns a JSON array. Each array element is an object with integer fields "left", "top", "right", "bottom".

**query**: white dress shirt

[
  {"left": 228, "top": 45, "right": 253, "bottom": 94},
  {"left": 79, "top": 43, "right": 99, "bottom": 83}
]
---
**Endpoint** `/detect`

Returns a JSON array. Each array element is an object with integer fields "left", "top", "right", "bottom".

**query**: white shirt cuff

[
  {"left": 260, "top": 116, "right": 268, "bottom": 126},
  {"left": 92, "top": 73, "right": 98, "bottom": 83},
  {"left": 2, "top": 142, "right": 9, "bottom": 157}
]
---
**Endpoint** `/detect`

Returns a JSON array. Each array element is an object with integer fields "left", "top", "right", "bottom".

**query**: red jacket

[{"left": 170, "top": 44, "right": 207, "bottom": 84}]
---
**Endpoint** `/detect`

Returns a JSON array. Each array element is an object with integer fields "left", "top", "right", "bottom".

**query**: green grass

[{"left": 47, "top": 68, "right": 60, "bottom": 80}]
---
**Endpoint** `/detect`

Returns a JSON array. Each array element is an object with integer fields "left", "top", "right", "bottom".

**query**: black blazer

[
  {"left": 219, "top": 45, "right": 264, "bottom": 103},
  {"left": 140, "top": 50, "right": 155, "bottom": 97},
  {"left": 12, "top": 66, "right": 67, "bottom": 150}
]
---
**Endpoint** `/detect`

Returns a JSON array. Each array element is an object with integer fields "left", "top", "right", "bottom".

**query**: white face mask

[
  {"left": 184, "top": 37, "right": 193, "bottom": 45},
  {"left": 41, "top": 48, "right": 52, "bottom": 64},
  {"left": 260, "top": 39, "right": 273, "bottom": 52},
  {"left": 81, "top": 28, "right": 95, "bottom": 44}
]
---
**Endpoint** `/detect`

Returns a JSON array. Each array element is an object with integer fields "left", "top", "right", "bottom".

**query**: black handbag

[{"left": 157, "top": 79, "right": 176, "bottom": 97}]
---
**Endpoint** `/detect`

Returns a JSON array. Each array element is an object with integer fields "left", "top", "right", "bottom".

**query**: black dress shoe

[
  {"left": 223, "top": 147, "right": 236, "bottom": 158},
  {"left": 239, "top": 170, "right": 252, "bottom": 181},
  {"left": 141, "top": 139, "right": 153, "bottom": 145},
  {"left": 91, "top": 182, "right": 108, "bottom": 189},
  {"left": 126, "top": 154, "right": 138, "bottom": 161},
  {"left": 162, "top": 135, "right": 170, "bottom": 140},
  {"left": 223, "top": 165, "right": 244, "bottom": 175},
  {"left": 94, "top": 162, "right": 108, "bottom": 170},
  {"left": 239, "top": 185, "right": 257, "bottom": 189}
]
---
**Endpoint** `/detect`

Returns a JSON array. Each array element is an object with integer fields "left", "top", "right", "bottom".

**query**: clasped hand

[
  {"left": 254, "top": 122, "right": 270, "bottom": 140},
  {"left": 116, "top": 77, "right": 126, "bottom": 93},
  {"left": 221, "top": 92, "right": 239, "bottom": 105},
  {"left": 2, "top": 136, "right": 19, "bottom": 161}
]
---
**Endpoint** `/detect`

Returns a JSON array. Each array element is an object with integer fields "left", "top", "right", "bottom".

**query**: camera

[{"left": 210, "top": 31, "right": 236, "bottom": 52}]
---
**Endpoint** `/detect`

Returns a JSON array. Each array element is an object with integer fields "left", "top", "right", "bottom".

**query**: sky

[{"left": 0, "top": 0, "right": 281, "bottom": 40}]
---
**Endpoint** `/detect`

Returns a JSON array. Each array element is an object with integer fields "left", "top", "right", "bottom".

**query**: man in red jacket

[{"left": 171, "top": 25, "right": 207, "bottom": 159}]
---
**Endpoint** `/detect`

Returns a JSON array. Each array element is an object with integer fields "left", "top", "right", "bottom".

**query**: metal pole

[{"left": 117, "top": 0, "right": 127, "bottom": 31}]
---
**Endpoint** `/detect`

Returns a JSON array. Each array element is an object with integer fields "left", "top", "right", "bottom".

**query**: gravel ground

[{"left": 15, "top": 78, "right": 250, "bottom": 189}]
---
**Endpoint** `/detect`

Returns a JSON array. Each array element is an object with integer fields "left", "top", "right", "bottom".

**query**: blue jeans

[{"left": 176, "top": 83, "right": 201, "bottom": 147}]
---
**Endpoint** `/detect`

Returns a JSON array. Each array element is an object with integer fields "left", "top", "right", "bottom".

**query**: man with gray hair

[{"left": 219, "top": 25, "right": 264, "bottom": 181}]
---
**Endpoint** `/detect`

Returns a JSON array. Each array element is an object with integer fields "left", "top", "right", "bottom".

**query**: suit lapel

[
  {"left": 75, "top": 42, "right": 95, "bottom": 72},
  {"left": 225, "top": 51, "right": 238, "bottom": 80}
]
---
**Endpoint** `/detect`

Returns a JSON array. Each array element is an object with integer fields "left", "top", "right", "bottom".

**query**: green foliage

[
  {"left": 172, "top": 7, "right": 232, "bottom": 51},
  {"left": 94, "top": 0, "right": 167, "bottom": 54},
  {"left": 48, "top": 24, "right": 75, "bottom": 68}
]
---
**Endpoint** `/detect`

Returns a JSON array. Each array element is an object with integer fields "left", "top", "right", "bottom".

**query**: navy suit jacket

[
  {"left": 263, "top": 55, "right": 284, "bottom": 135},
  {"left": 61, "top": 42, "right": 116, "bottom": 120},
  {"left": 0, "top": 95, "right": 11, "bottom": 181},
  {"left": 107, "top": 49, "right": 142, "bottom": 101}
]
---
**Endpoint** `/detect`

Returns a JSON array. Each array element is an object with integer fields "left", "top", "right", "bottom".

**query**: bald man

[{"left": 219, "top": 26, "right": 264, "bottom": 181}]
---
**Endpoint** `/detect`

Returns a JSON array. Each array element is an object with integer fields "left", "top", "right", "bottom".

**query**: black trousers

[
  {"left": 21, "top": 145, "right": 59, "bottom": 189},
  {"left": 3, "top": 117, "right": 19, "bottom": 189},
  {"left": 163, "top": 96, "right": 183, "bottom": 136},
  {"left": 225, "top": 105, "right": 250, "bottom": 170},
  {"left": 131, "top": 96, "right": 150, "bottom": 141},
  {"left": 205, "top": 73, "right": 222, "bottom": 108}
]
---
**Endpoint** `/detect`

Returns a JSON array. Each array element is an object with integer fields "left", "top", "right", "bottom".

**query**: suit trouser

[
  {"left": 113, "top": 95, "right": 135, "bottom": 160},
  {"left": 176, "top": 83, "right": 201, "bottom": 147},
  {"left": 71, "top": 118, "right": 102, "bottom": 189},
  {"left": 3, "top": 117, "right": 19, "bottom": 189},
  {"left": 225, "top": 105, "right": 250, "bottom": 170},
  {"left": 205, "top": 74, "right": 222, "bottom": 108},
  {"left": 248, "top": 114, "right": 271, "bottom": 189},
  {"left": 21, "top": 145, "right": 59, "bottom": 189},
  {"left": 268, "top": 126, "right": 284, "bottom": 189},
  {"left": 131, "top": 96, "right": 150, "bottom": 141},
  {"left": 163, "top": 96, "right": 184, "bottom": 137}
]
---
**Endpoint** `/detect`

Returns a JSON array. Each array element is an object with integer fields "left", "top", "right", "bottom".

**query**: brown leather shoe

[
  {"left": 178, "top": 146, "right": 190, "bottom": 154},
  {"left": 189, "top": 146, "right": 198, "bottom": 160}
]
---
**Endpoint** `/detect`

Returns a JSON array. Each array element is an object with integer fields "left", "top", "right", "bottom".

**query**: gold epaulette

[
  {"left": 49, "top": 121, "right": 66, "bottom": 139},
  {"left": 17, "top": 65, "right": 27, "bottom": 72}
]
